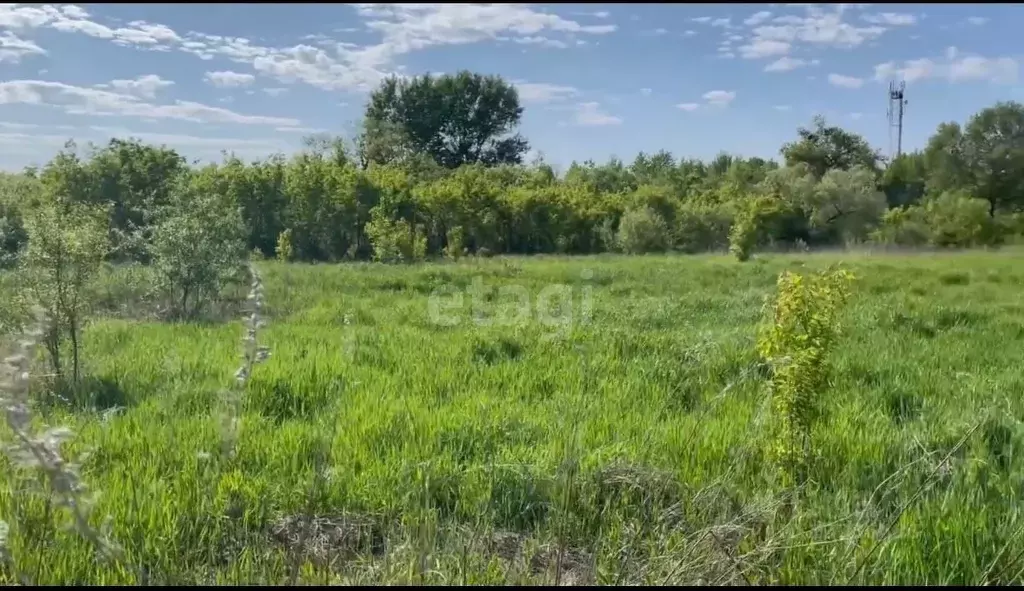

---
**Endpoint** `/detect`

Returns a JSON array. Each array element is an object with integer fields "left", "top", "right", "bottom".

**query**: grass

[{"left": 3, "top": 249, "right": 1024, "bottom": 584}]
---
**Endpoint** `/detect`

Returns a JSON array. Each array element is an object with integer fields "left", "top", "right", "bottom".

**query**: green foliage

[
  {"left": 149, "top": 176, "right": 248, "bottom": 320},
  {"left": 21, "top": 198, "right": 110, "bottom": 383},
  {"left": 615, "top": 207, "right": 670, "bottom": 254},
  {"left": 275, "top": 229, "right": 294, "bottom": 262},
  {"left": 923, "top": 102, "right": 1024, "bottom": 217},
  {"left": 781, "top": 115, "right": 882, "bottom": 179},
  {"left": 365, "top": 209, "right": 427, "bottom": 263},
  {"left": 364, "top": 70, "right": 529, "bottom": 169},
  {"left": 729, "top": 196, "right": 792, "bottom": 261},
  {"left": 443, "top": 226, "right": 465, "bottom": 260},
  {"left": 757, "top": 267, "right": 855, "bottom": 486},
  {"left": 871, "top": 192, "right": 1003, "bottom": 248}
]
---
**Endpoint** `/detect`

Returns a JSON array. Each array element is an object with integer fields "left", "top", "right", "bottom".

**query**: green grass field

[{"left": 3, "top": 250, "right": 1024, "bottom": 585}]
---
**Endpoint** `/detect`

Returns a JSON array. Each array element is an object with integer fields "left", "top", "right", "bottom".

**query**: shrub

[
  {"left": 150, "top": 178, "right": 248, "bottom": 320},
  {"left": 757, "top": 267, "right": 855, "bottom": 486},
  {"left": 22, "top": 199, "right": 110, "bottom": 384},
  {"left": 365, "top": 210, "right": 427, "bottom": 263},
  {"left": 729, "top": 196, "right": 790, "bottom": 261},
  {"left": 276, "top": 229, "right": 294, "bottom": 262},
  {"left": 615, "top": 207, "right": 670, "bottom": 254}
]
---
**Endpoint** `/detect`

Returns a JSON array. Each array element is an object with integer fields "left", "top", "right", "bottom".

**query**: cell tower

[{"left": 886, "top": 80, "right": 907, "bottom": 160}]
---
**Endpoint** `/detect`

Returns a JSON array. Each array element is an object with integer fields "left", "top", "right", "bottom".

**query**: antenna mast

[{"left": 887, "top": 80, "right": 907, "bottom": 160}]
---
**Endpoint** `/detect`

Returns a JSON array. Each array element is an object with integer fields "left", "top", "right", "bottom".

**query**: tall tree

[
  {"left": 923, "top": 103, "right": 1024, "bottom": 217},
  {"left": 781, "top": 115, "right": 881, "bottom": 179},
  {"left": 362, "top": 71, "right": 529, "bottom": 169}
]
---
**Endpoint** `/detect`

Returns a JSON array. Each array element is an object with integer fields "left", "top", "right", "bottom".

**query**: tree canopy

[{"left": 363, "top": 70, "right": 529, "bottom": 169}]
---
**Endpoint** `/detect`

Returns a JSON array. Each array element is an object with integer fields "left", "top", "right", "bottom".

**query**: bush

[
  {"left": 22, "top": 199, "right": 110, "bottom": 384},
  {"left": 150, "top": 177, "right": 248, "bottom": 319},
  {"left": 870, "top": 192, "right": 1003, "bottom": 248},
  {"left": 757, "top": 267, "right": 855, "bottom": 486},
  {"left": 276, "top": 229, "right": 294, "bottom": 262},
  {"left": 365, "top": 210, "right": 427, "bottom": 263},
  {"left": 674, "top": 203, "right": 732, "bottom": 253},
  {"left": 729, "top": 196, "right": 791, "bottom": 261},
  {"left": 615, "top": 207, "right": 670, "bottom": 254}
]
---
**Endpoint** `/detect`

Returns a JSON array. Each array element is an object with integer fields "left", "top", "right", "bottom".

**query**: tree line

[{"left": 1, "top": 69, "right": 1024, "bottom": 271}]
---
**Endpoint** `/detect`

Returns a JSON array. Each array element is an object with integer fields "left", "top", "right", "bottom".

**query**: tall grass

[{"left": 2, "top": 249, "right": 1024, "bottom": 584}]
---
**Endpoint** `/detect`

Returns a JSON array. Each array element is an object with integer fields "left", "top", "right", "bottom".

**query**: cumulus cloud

[
  {"left": 572, "top": 102, "right": 621, "bottom": 126},
  {"left": 828, "top": 73, "right": 864, "bottom": 88},
  {"left": 736, "top": 4, "right": 892, "bottom": 62},
  {"left": 262, "top": 87, "right": 289, "bottom": 97},
  {"left": 764, "top": 56, "right": 812, "bottom": 72},
  {"left": 0, "top": 31, "right": 45, "bottom": 63},
  {"left": 744, "top": 11, "right": 772, "bottom": 26},
  {"left": 739, "top": 38, "right": 790, "bottom": 58},
  {"left": 703, "top": 90, "right": 736, "bottom": 106},
  {"left": 514, "top": 81, "right": 579, "bottom": 103},
  {"left": 861, "top": 13, "right": 916, "bottom": 26},
  {"left": 874, "top": 47, "right": 1018, "bottom": 84},
  {"left": 0, "top": 79, "right": 299, "bottom": 126},
  {"left": 107, "top": 74, "right": 174, "bottom": 99},
  {"left": 204, "top": 70, "right": 256, "bottom": 88},
  {"left": 1, "top": 3, "right": 614, "bottom": 95},
  {"left": 676, "top": 103, "right": 700, "bottom": 111}
]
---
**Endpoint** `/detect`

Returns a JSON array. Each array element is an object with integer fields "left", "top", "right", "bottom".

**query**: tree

[
  {"left": 150, "top": 174, "right": 248, "bottom": 320},
  {"left": 951, "top": 102, "right": 1024, "bottom": 217},
  {"left": 781, "top": 115, "right": 881, "bottom": 179},
  {"left": 22, "top": 198, "right": 110, "bottom": 385},
  {"left": 363, "top": 71, "right": 529, "bottom": 169}
]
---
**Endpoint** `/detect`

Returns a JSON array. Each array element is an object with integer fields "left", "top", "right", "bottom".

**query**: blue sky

[{"left": 0, "top": 3, "right": 1022, "bottom": 172}]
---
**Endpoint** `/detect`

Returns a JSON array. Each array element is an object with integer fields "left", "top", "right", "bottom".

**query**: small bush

[
  {"left": 150, "top": 177, "right": 248, "bottom": 320},
  {"left": 616, "top": 207, "right": 670, "bottom": 254},
  {"left": 757, "top": 267, "right": 855, "bottom": 486}
]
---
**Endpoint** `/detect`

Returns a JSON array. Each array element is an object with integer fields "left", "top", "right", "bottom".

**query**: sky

[{"left": 0, "top": 3, "right": 1022, "bottom": 172}]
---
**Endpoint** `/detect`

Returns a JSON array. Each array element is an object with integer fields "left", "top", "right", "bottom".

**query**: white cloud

[
  {"left": 691, "top": 16, "right": 713, "bottom": 24},
  {"left": 966, "top": 16, "right": 988, "bottom": 26},
  {"left": 739, "top": 38, "right": 791, "bottom": 58},
  {"left": 639, "top": 87, "right": 652, "bottom": 96},
  {"left": 0, "top": 30, "right": 45, "bottom": 63},
  {"left": 275, "top": 126, "right": 327, "bottom": 134},
  {"left": 861, "top": 13, "right": 916, "bottom": 26},
  {"left": 107, "top": 74, "right": 174, "bottom": 99},
  {"left": 849, "top": 112, "right": 863, "bottom": 120},
  {"left": 515, "top": 81, "right": 578, "bottom": 103},
  {"left": 2, "top": 3, "right": 615, "bottom": 95},
  {"left": 744, "top": 11, "right": 772, "bottom": 26},
  {"left": 509, "top": 35, "right": 569, "bottom": 48},
  {"left": 828, "top": 73, "right": 864, "bottom": 88},
  {"left": 739, "top": 4, "right": 889, "bottom": 62},
  {"left": 204, "top": 70, "right": 256, "bottom": 88},
  {"left": 263, "top": 87, "right": 289, "bottom": 97},
  {"left": 711, "top": 17, "right": 732, "bottom": 28},
  {"left": 594, "top": 11, "right": 610, "bottom": 19},
  {"left": 676, "top": 103, "right": 700, "bottom": 111},
  {"left": 764, "top": 56, "right": 810, "bottom": 72},
  {"left": 0, "top": 79, "right": 300, "bottom": 126},
  {"left": 703, "top": 90, "right": 736, "bottom": 106},
  {"left": 572, "top": 102, "right": 621, "bottom": 126},
  {"left": 683, "top": 30, "right": 697, "bottom": 37},
  {"left": 874, "top": 48, "right": 1018, "bottom": 85},
  {"left": 773, "top": 105, "right": 792, "bottom": 111}
]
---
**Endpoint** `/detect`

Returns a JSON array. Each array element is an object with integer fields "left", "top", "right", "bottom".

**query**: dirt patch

[
  {"left": 480, "top": 530, "right": 594, "bottom": 586},
  {"left": 270, "top": 513, "right": 384, "bottom": 568}
]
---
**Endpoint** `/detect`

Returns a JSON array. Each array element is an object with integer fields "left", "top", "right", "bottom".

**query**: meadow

[{"left": 2, "top": 249, "right": 1024, "bottom": 585}]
